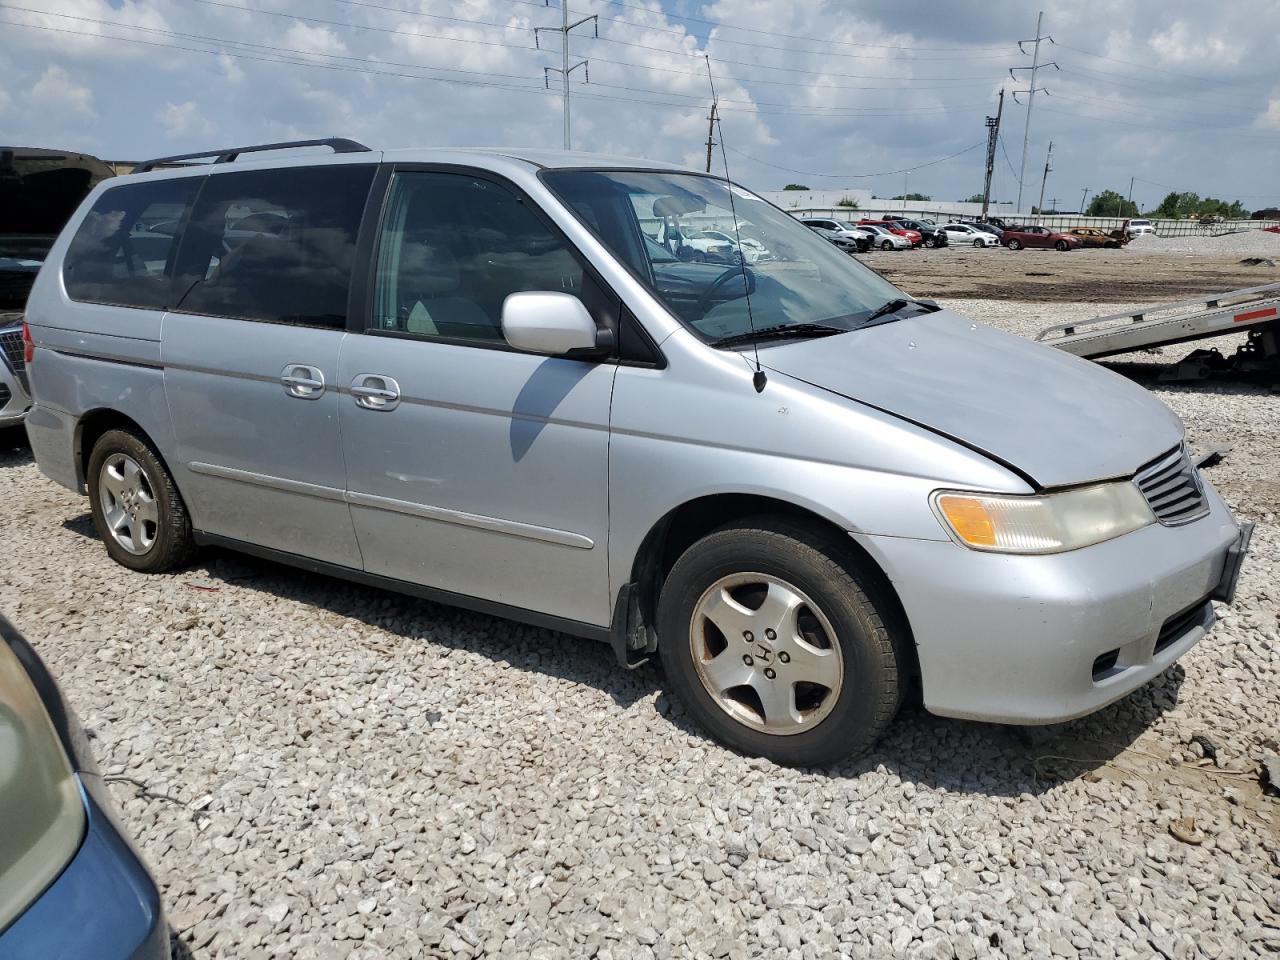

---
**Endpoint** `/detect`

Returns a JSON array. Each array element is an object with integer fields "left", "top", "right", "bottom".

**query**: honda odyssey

[{"left": 22, "top": 140, "right": 1251, "bottom": 766}]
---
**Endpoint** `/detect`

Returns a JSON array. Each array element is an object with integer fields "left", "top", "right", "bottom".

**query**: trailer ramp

[{"left": 1035, "top": 282, "right": 1280, "bottom": 380}]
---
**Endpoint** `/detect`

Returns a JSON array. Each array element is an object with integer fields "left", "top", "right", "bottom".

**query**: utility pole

[
  {"left": 1047, "top": 196, "right": 1060, "bottom": 212},
  {"left": 1080, "top": 186, "right": 1090, "bottom": 214},
  {"left": 535, "top": 1, "right": 598, "bottom": 151},
  {"left": 1010, "top": 11, "right": 1057, "bottom": 214},
  {"left": 704, "top": 100, "right": 718, "bottom": 173},
  {"left": 980, "top": 88, "right": 1004, "bottom": 222},
  {"left": 1036, "top": 140, "right": 1053, "bottom": 221},
  {"left": 1127, "top": 175, "right": 1135, "bottom": 215}
]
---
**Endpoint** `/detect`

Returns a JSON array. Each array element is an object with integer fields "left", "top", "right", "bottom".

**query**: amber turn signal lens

[{"left": 936, "top": 495, "right": 997, "bottom": 547}]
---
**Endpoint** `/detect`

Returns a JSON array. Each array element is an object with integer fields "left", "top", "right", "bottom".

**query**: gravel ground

[
  {"left": 1, "top": 296, "right": 1278, "bottom": 960},
  {"left": 1130, "top": 230, "right": 1280, "bottom": 257}
]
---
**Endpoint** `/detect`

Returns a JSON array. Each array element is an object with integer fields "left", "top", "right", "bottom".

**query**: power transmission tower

[
  {"left": 1036, "top": 140, "right": 1053, "bottom": 220},
  {"left": 704, "top": 100, "right": 718, "bottom": 173},
  {"left": 535, "top": 1, "right": 598, "bottom": 150},
  {"left": 980, "top": 88, "right": 1003, "bottom": 221},
  {"left": 1010, "top": 11, "right": 1057, "bottom": 214}
]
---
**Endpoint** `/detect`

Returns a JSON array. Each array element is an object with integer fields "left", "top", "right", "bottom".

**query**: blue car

[{"left": 0, "top": 615, "right": 168, "bottom": 958}]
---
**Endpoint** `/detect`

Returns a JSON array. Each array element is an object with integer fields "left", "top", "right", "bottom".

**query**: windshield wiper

[
  {"left": 849, "top": 297, "right": 942, "bottom": 329},
  {"left": 711, "top": 323, "right": 847, "bottom": 349}
]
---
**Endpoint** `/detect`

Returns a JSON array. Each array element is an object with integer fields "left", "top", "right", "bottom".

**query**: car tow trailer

[{"left": 1035, "top": 282, "right": 1280, "bottom": 382}]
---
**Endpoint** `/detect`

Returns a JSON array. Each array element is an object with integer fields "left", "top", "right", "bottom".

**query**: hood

[{"left": 760, "top": 310, "right": 1184, "bottom": 488}]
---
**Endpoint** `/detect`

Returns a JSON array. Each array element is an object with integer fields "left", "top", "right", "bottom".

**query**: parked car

[
  {"left": 687, "top": 229, "right": 772, "bottom": 263},
  {"left": 940, "top": 223, "right": 1000, "bottom": 247},
  {"left": 854, "top": 224, "right": 911, "bottom": 250},
  {"left": 962, "top": 221, "right": 1005, "bottom": 241},
  {"left": 0, "top": 615, "right": 168, "bottom": 957},
  {"left": 1124, "top": 218, "right": 1156, "bottom": 238},
  {"left": 1067, "top": 227, "right": 1126, "bottom": 249},
  {"left": 883, "top": 217, "right": 948, "bottom": 248},
  {"left": 0, "top": 316, "right": 26, "bottom": 428},
  {"left": 0, "top": 148, "right": 114, "bottom": 428},
  {"left": 798, "top": 218, "right": 869, "bottom": 253},
  {"left": 859, "top": 218, "right": 922, "bottom": 247},
  {"left": 23, "top": 140, "right": 1252, "bottom": 767},
  {"left": 1001, "top": 225, "right": 1083, "bottom": 251}
]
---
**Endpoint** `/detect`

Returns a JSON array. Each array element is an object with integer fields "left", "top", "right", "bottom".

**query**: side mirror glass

[{"left": 501, "top": 291, "right": 608, "bottom": 357}]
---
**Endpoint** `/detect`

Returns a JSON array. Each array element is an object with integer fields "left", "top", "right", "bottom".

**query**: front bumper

[
  {"left": 853, "top": 480, "right": 1247, "bottom": 724},
  {"left": 0, "top": 357, "right": 30, "bottom": 426}
]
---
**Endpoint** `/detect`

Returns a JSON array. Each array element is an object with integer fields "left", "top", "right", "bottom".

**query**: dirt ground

[{"left": 867, "top": 247, "right": 1280, "bottom": 303}]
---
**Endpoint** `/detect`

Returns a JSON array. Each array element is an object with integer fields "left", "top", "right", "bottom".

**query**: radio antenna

[{"left": 705, "top": 55, "right": 766, "bottom": 393}]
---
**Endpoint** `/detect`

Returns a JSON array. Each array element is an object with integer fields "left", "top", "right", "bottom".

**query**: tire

[
  {"left": 1055, "top": 239, "right": 1070, "bottom": 251},
  {"left": 1006, "top": 238, "right": 1021, "bottom": 250},
  {"left": 87, "top": 428, "right": 193, "bottom": 573},
  {"left": 881, "top": 240, "right": 893, "bottom": 250},
  {"left": 973, "top": 238, "right": 984, "bottom": 248},
  {"left": 658, "top": 517, "right": 905, "bottom": 766}
]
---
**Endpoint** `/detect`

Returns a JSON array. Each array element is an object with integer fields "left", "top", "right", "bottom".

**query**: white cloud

[
  {"left": 158, "top": 100, "right": 214, "bottom": 139},
  {"left": 282, "top": 22, "right": 348, "bottom": 57},
  {"left": 30, "top": 65, "right": 95, "bottom": 118},
  {"left": 1257, "top": 97, "right": 1280, "bottom": 131}
]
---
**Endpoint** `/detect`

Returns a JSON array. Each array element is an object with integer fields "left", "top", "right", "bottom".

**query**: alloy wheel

[
  {"left": 98, "top": 453, "right": 158, "bottom": 555},
  {"left": 689, "top": 573, "right": 843, "bottom": 735}
]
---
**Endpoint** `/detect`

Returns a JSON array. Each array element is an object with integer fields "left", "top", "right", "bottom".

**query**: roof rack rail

[{"left": 131, "top": 138, "right": 372, "bottom": 174}]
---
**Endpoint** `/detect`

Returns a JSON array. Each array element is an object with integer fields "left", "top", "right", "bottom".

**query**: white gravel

[
  {"left": 1, "top": 302, "right": 1278, "bottom": 959},
  {"left": 1128, "top": 230, "right": 1280, "bottom": 257}
]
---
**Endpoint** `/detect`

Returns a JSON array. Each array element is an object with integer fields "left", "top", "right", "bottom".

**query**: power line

[
  {"left": 323, "top": 0, "right": 1017, "bottom": 61},
  {"left": 721, "top": 140, "right": 985, "bottom": 179},
  {"left": 1049, "top": 38, "right": 1234, "bottom": 86},
  {"left": 191, "top": 0, "right": 1010, "bottom": 85},
  {"left": 0, "top": 13, "right": 998, "bottom": 122}
]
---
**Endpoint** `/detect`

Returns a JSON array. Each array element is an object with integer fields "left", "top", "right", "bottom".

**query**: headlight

[
  {"left": 932, "top": 481, "right": 1154, "bottom": 554},
  {"left": 0, "top": 639, "right": 86, "bottom": 931}
]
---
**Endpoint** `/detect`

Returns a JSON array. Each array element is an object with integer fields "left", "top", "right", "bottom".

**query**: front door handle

[
  {"left": 281, "top": 364, "right": 325, "bottom": 399},
  {"left": 351, "top": 374, "right": 401, "bottom": 412}
]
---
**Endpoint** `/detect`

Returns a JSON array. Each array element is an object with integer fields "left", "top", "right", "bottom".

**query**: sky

[{"left": 2, "top": 0, "right": 1278, "bottom": 213}]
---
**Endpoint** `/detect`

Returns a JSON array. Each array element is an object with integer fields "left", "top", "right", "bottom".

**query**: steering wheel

[{"left": 696, "top": 265, "right": 757, "bottom": 317}]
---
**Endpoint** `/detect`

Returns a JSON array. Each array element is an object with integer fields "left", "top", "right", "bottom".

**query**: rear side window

[
  {"left": 173, "top": 164, "right": 375, "bottom": 328},
  {"left": 63, "top": 177, "right": 200, "bottom": 310}
]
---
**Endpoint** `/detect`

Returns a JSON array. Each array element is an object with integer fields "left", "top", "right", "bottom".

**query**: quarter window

[
  {"left": 371, "top": 171, "right": 598, "bottom": 346},
  {"left": 173, "top": 164, "right": 374, "bottom": 328},
  {"left": 63, "top": 177, "right": 201, "bottom": 310}
]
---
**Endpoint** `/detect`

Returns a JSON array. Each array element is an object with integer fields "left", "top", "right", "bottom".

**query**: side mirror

[{"left": 501, "top": 292, "right": 613, "bottom": 358}]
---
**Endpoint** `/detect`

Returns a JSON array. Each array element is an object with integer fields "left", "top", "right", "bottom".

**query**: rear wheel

[
  {"left": 658, "top": 517, "right": 904, "bottom": 766},
  {"left": 1006, "top": 238, "right": 1022, "bottom": 250},
  {"left": 87, "top": 429, "right": 193, "bottom": 573}
]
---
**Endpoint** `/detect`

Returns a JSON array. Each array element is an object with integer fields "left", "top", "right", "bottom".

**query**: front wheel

[
  {"left": 87, "top": 429, "right": 194, "bottom": 573},
  {"left": 1006, "top": 238, "right": 1022, "bottom": 250},
  {"left": 658, "top": 518, "right": 905, "bottom": 766},
  {"left": 881, "top": 239, "right": 893, "bottom": 250},
  {"left": 1055, "top": 239, "right": 1070, "bottom": 251},
  {"left": 973, "top": 238, "right": 985, "bottom": 248}
]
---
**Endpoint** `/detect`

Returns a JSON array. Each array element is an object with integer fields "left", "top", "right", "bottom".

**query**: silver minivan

[{"left": 23, "top": 140, "right": 1251, "bottom": 766}]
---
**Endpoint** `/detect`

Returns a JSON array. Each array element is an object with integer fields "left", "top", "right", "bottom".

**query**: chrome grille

[
  {"left": 1134, "top": 446, "right": 1208, "bottom": 526},
  {"left": 0, "top": 328, "right": 22, "bottom": 374}
]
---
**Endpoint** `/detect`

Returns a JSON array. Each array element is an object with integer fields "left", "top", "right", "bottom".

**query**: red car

[
  {"left": 1001, "top": 225, "right": 1082, "bottom": 251},
  {"left": 858, "top": 218, "right": 923, "bottom": 247}
]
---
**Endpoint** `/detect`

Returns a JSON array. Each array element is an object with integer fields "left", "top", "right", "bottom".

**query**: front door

[
  {"left": 338, "top": 168, "right": 617, "bottom": 627},
  {"left": 163, "top": 162, "right": 376, "bottom": 567}
]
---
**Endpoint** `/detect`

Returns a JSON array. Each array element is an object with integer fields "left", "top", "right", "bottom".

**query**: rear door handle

[
  {"left": 351, "top": 374, "right": 401, "bottom": 412},
  {"left": 281, "top": 364, "right": 325, "bottom": 399}
]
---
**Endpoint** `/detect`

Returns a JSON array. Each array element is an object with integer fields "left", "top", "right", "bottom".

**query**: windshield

[{"left": 542, "top": 170, "right": 903, "bottom": 345}]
